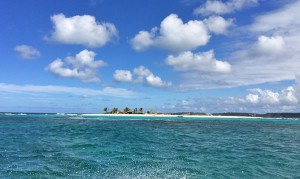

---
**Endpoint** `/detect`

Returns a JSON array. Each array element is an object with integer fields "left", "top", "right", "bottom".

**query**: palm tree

[
  {"left": 124, "top": 107, "right": 131, "bottom": 114},
  {"left": 103, "top": 107, "right": 108, "bottom": 114},
  {"left": 139, "top": 108, "right": 143, "bottom": 114},
  {"left": 112, "top": 108, "right": 118, "bottom": 114}
]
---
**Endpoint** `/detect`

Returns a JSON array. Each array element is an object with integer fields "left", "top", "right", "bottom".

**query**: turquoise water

[{"left": 1, "top": 114, "right": 300, "bottom": 178}]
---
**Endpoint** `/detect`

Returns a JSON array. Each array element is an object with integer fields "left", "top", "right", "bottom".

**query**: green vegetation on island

[{"left": 104, "top": 107, "right": 150, "bottom": 114}]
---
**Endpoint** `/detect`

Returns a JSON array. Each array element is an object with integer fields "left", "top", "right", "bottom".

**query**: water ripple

[{"left": 1, "top": 117, "right": 300, "bottom": 178}]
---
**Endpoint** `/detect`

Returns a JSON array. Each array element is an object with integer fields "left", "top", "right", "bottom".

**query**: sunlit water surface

[{"left": 0, "top": 114, "right": 300, "bottom": 178}]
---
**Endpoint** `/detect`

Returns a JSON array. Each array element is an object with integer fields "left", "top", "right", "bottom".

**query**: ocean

[{"left": 0, "top": 113, "right": 300, "bottom": 178}]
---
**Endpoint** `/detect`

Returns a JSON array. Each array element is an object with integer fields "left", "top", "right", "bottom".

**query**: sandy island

[{"left": 81, "top": 113, "right": 262, "bottom": 119}]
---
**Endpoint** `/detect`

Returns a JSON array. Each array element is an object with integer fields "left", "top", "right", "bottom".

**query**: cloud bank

[
  {"left": 163, "top": 85, "right": 299, "bottom": 113},
  {"left": 0, "top": 83, "right": 135, "bottom": 98},
  {"left": 174, "top": 1, "right": 300, "bottom": 90},
  {"left": 246, "top": 87, "right": 298, "bottom": 106}
]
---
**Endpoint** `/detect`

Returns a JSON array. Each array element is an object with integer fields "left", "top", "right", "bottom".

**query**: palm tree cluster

[{"left": 103, "top": 107, "right": 144, "bottom": 114}]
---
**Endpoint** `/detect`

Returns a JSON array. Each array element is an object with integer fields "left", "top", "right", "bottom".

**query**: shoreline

[{"left": 81, "top": 113, "right": 262, "bottom": 119}]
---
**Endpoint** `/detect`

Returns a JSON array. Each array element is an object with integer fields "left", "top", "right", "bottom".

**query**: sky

[{"left": 1, "top": 0, "right": 300, "bottom": 113}]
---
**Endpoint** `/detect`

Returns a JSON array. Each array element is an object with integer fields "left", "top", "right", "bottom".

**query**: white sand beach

[{"left": 81, "top": 113, "right": 262, "bottom": 119}]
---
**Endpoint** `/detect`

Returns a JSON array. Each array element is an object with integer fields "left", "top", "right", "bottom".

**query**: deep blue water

[{"left": 0, "top": 114, "right": 300, "bottom": 178}]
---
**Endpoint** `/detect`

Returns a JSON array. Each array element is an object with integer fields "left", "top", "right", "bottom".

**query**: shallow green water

[{"left": 0, "top": 114, "right": 300, "bottom": 178}]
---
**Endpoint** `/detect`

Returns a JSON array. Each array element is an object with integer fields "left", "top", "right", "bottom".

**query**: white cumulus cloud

[
  {"left": 113, "top": 66, "right": 172, "bottom": 88},
  {"left": 130, "top": 29, "right": 155, "bottom": 51},
  {"left": 238, "top": 35, "right": 286, "bottom": 58},
  {"left": 113, "top": 70, "right": 133, "bottom": 82},
  {"left": 203, "top": 16, "right": 233, "bottom": 34},
  {"left": 246, "top": 88, "right": 280, "bottom": 105},
  {"left": 46, "top": 49, "right": 106, "bottom": 83},
  {"left": 145, "top": 74, "right": 172, "bottom": 88},
  {"left": 133, "top": 65, "right": 152, "bottom": 81},
  {"left": 246, "top": 94, "right": 259, "bottom": 104},
  {"left": 255, "top": 35, "right": 285, "bottom": 55},
  {"left": 14, "top": 45, "right": 41, "bottom": 60},
  {"left": 243, "top": 86, "right": 298, "bottom": 107},
  {"left": 46, "top": 13, "right": 118, "bottom": 48},
  {"left": 194, "top": 0, "right": 258, "bottom": 16},
  {"left": 280, "top": 86, "right": 298, "bottom": 105},
  {"left": 131, "top": 14, "right": 210, "bottom": 52},
  {"left": 166, "top": 50, "right": 231, "bottom": 73},
  {"left": 174, "top": 1, "right": 300, "bottom": 91}
]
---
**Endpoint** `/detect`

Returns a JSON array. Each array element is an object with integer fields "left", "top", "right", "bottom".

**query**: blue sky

[{"left": 1, "top": 0, "right": 300, "bottom": 113}]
